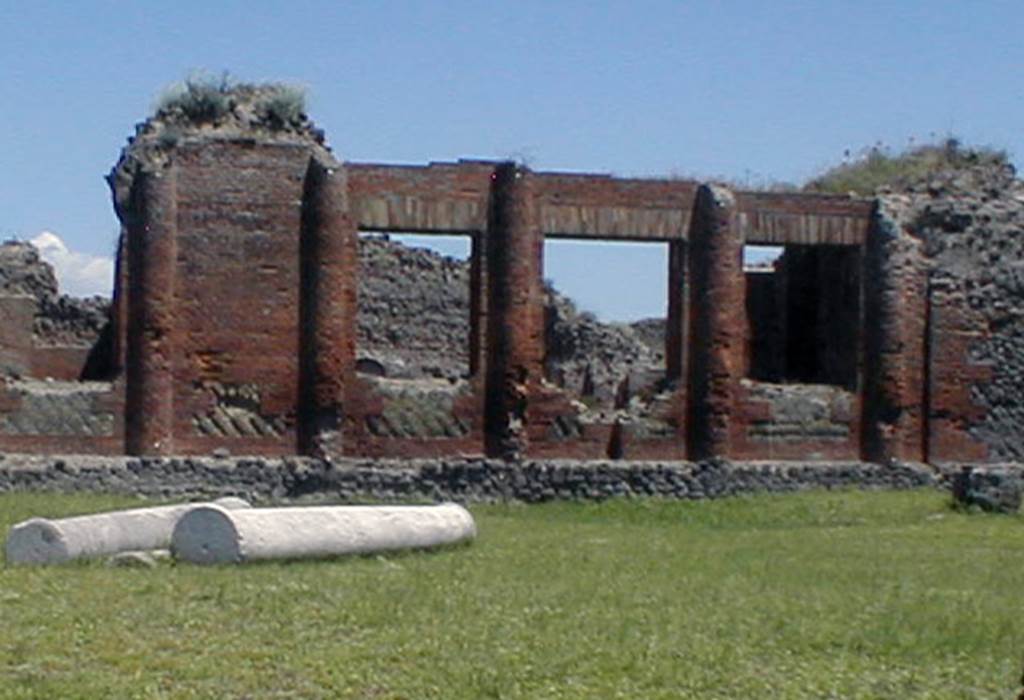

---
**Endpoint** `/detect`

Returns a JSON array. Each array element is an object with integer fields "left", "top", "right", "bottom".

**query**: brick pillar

[
  {"left": 666, "top": 239, "right": 688, "bottom": 382},
  {"left": 923, "top": 273, "right": 990, "bottom": 462},
  {"left": 666, "top": 239, "right": 689, "bottom": 446},
  {"left": 861, "top": 203, "right": 927, "bottom": 463},
  {"left": 485, "top": 162, "right": 544, "bottom": 458},
  {"left": 686, "top": 185, "right": 744, "bottom": 460},
  {"left": 125, "top": 164, "right": 178, "bottom": 455},
  {"left": 299, "top": 158, "right": 357, "bottom": 457},
  {"left": 111, "top": 230, "right": 129, "bottom": 375},
  {"left": 468, "top": 231, "right": 488, "bottom": 378}
]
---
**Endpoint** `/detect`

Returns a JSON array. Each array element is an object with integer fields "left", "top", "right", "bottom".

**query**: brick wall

[{"left": 5, "top": 137, "right": 1017, "bottom": 465}]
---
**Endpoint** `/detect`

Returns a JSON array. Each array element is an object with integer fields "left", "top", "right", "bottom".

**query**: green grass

[
  {"left": 804, "top": 138, "right": 1008, "bottom": 196},
  {"left": 2, "top": 489, "right": 1023, "bottom": 698}
]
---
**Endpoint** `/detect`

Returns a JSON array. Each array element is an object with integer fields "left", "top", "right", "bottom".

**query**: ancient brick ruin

[{"left": 2, "top": 93, "right": 1022, "bottom": 466}]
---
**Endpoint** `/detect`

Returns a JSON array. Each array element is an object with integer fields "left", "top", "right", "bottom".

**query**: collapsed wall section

[
  {"left": 897, "top": 165, "right": 1024, "bottom": 462},
  {"left": 0, "top": 242, "right": 111, "bottom": 381},
  {"left": 10, "top": 89, "right": 1019, "bottom": 465},
  {"left": 0, "top": 242, "right": 121, "bottom": 454}
]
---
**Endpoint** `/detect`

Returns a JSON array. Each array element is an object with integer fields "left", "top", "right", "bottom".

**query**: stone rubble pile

[{"left": 0, "top": 241, "right": 108, "bottom": 349}]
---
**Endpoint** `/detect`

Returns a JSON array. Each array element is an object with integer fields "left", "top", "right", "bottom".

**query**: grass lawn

[{"left": 1, "top": 489, "right": 1022, "bottom": 699}]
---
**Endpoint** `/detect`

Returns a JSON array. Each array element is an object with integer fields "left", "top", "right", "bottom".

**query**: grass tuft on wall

[
  {"left": 805, "top": 138, "right": 1009, "bottom": 196},
  {"left": 153, "top": 71, "right": 307, "bottom": 131}
]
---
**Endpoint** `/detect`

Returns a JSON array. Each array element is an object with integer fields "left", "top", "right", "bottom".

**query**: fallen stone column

[
  {"left": 172, "top": 503, "right": 476, "bottom": 565},
  {"left": 5, "top": 497, "right": 250, "bottom": 565}
]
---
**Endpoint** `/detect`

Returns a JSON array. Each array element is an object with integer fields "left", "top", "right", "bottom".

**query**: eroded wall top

[{"left": 108, "top": 82, "right": 339, "bottom": 220}]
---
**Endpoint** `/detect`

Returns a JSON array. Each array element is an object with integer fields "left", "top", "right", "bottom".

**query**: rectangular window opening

[
  {"left": 744, "top": 244, "right": 860, "bottom": 388},
  {"left": 542, "top": 239, "right": 671, "bottom": 416},
  {"left": 356, "top": 232, "right": 473, "bottom": 382}
]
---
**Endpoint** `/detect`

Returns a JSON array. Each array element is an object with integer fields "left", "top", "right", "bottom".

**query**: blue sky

[{"left": 1, "top": 1, "right": 1021, "bottom": 317}]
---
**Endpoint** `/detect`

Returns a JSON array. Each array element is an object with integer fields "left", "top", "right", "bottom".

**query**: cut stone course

[{"left": 0, "top": 455, "right": 940, "bottom": 505}]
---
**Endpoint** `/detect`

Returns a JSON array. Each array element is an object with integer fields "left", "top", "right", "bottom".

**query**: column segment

[
  {"left": 299, "top": 158, "right": 358, "bottom": 456},
  {"left": 666, "top": 239, "right": 688, "bottom": 382},
  {"left": 469, "top": 232, "right": 488, "bottom": 378},
  {"left": 686, "top": 185, "right": 744, "bottom": 459},
  {"left": 484, "top": 163, "right": 544, "bottom": 458},
  {"left": 125, "top": 164, "right": 178, "bottom": 455}
]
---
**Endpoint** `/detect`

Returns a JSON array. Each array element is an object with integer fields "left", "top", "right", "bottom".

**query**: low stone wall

[{"left": 0, "top": 454, "right": 944, "bottom": 504}]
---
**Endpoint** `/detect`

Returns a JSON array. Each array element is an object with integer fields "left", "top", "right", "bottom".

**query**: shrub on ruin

[
  {"left": 258, "top": 84, "right": 307, "bottom": 129},
  {"left": 805, "top": 137, "right": 1009, "bottom": 196},
  {"left": 153, "top": 73, "right": 307, "bottom": 131},
  {"left": 155, "top": 72, "right": 234, "bottom": 124}
]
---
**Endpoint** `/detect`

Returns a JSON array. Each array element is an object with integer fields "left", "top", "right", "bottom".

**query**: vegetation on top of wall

[
  {"left": 153, "top": 72, "right": 307, "bottom": 131},
  {"left": 155, "top": 72, "right": 233, "bottom": 123},
  {"left": 804, "top": 138, "right": 1009, "bottom": 196},
  {"left": 258, "top": 84, "right": 307, "bottom": 129}
]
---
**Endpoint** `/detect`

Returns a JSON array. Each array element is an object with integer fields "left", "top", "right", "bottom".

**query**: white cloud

[{"left": 30, "top": 231, "right": 115, "bottom": 298}]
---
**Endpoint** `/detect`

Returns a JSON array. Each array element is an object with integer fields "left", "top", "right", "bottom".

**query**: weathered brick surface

[
  {"left": 347, "top": 161, "right": 493, "bottom": 233},
  {"left": 4, "top": 124, "right": 1020, "bottom": 467},
  {"left": 665, "top": 240, "right": 688, "bottom": 388},
  {"left": 925, "top": 274, "right": 991, "bottom": 462},
  {"left": 736, "top": 191, "right": 872, "bottom": 246},
  {"left": 861, "top": 201, "right": 928, "bottom": 463},
  {"left": 907, "top": 169, "right": 1024, "bottom": 462},
  {"left": 536, "top": 174, "right": 696, "bottom": 240},
  {"left": 125, "top": 164, "right": 178, "bottom": 455},
  {"left": 339, "top": 364, "right": 484, "bottom": 459},
  {"left": 687, "top": 185, "right": 744, "bottom": 459},
  {"left": 0, "top": 379, "right": 124, "bottom": 454},
  {"left": 0, "top": 382, "right": 115, "bottom": 437},
  {"left": 732, "top": 381, "right": 860, "bottom": 461},
  {"left": 171, "top": 142, "right": 313, "bottom": 456},
  {"left": 346, "top": 165, "right": 871, "bottom": 245},
  {"left": 299, "top": 158, "right": 357, "bottom": 456},
  {"left": 29, "top": 347, "right": 93, "bottom": 381},
  {"left": 485, "top": 163, "right": 545, "bottom": 458}
]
